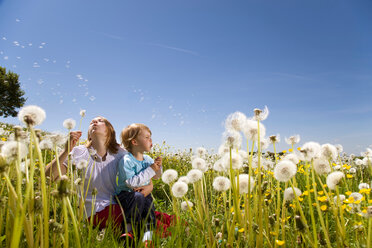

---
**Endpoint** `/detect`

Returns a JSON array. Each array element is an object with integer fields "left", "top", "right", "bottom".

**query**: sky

[{"left": 0, "top": 0, "right": 372, "bottom": 154}]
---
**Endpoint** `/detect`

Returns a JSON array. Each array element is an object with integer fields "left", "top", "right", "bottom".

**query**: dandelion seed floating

[{"left": 18, "top": 105, "right": 46, "bottom": 127}]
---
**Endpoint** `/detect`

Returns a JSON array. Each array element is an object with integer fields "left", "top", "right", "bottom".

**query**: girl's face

[
  {"left": 88, "top": 117, "right": 108, "bottom": 139},
  {"left": 133, "top": 129, "right": 153, "bottom": 153}
]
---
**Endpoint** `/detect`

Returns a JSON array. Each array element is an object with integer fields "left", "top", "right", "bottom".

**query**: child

[{"left": 116, "top": 123, "right": 162, "bottom": 246}]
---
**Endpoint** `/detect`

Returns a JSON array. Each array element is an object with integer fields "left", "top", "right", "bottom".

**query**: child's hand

[
  {"left": 154, "top": 156, "right": 162, "bottom": 166},
  {"left": 150, "top": 162, "right": 161, "bottom": 172}
]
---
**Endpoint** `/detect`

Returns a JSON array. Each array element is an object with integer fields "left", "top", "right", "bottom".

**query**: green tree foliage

[{"left": 0, "top": 66, "right": 26, "bottom": 117}]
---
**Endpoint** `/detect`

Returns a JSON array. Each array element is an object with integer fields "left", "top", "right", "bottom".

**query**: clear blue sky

[{"left": 1, "top": 0, "right": 372, "bottom": 154}]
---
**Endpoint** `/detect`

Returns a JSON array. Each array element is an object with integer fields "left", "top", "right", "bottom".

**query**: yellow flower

[
  {"left": 282, "top": 150, "right": 287, "bottom": 154},
  {"left": 270, "top": 231, "right": 278, "bottom": 236},
  {"left": 302, "top": 191, "right": 309, "bottom": 196},
  {"left": 309, "top": 189, "right": 314, "bottom": 193},
  {"left": 298, "top": 168, "right": 305, "bottom": 174},
  {"left": 318, "top": 191, "right": 324, "bottom": 195},
  {"left": 289, "top": 204, "right": 295, "bottom": 208},
  {"left": 359, "top": 188, "right": 371, "bottom": 194},
  {"left": 321, "top": 205, "right": 328, "bottom": 211},
  {"left": 288, "top": 148, "right": 293, "bottom": 152},
  {"left": 275, "top": 240, "right": 285, "bottom": 246},
  {"left": 297, "top": 147, "right": 301, "bottom": 151},
  {"left": 230, "top": 207, "right": 234, "bottom": 213},
  {"left": 298, "top": 197, "right": 304, "bottom": 202},
  {"left": 346, "top": 174, "right": 353, "bottom": 179},
  {"left": 1, "top": 137, "right": 6, "bottom": 141},
  {"left": 318, "top": 196, "right": 328, "bottom": 202},
  {"left": 369, "top": 200, "right": 372, "bottom": 204},
  {"left": 267, "top": 171, "right": 274, "bottom": 176},
  {"left": 238, "top": 228, "right": 244, "bottom": 233},
  {"left": 312, "top": 203, "right": 317, "bottom": 206},
  {"left": 344, "top": 197, "right": 355, "bottom": 204},
  {"left": 345, "top": 191, "right": 352, "bottom": 196}
]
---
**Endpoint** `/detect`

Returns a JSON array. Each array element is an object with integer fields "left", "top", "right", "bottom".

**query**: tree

[{"left": 0, "top": 66, "right": 26, "bottom": 117}]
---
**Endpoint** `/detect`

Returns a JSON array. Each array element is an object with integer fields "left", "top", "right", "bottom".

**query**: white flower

[
  {"left": 222, "top": 130, "right": 242, "bottom": 149},
  {"left": 192, "top": 157, "right": 208, "bottom": 172},
  {"left": 162, "top": 169, "right": 178, "bottom": 184},
  {"left": 358, "top": 183, "right": 370, "bottom": 190},
  {"left": 39, "top": 139, "right": 53, "bottom": 150},
  {"left": 285, "top": 135, "right": 300, "bottom": 145},
  {"left": 242, "top": 119, "right": 266, "bottom": 141},
  {"left": 349, "top": 192, "right": 363, "bottom": 202},
  {"left": 76, "top": 159, "right": 88, "bottom": 170},
  {"left": 63, "top": 118, "right": 76, "bottom": 130},
  {"left": 196, "top": 147, "right": 207, "bottom": 158},
  {"left": 269, "top": 134, "right": 280, "bottom": 144},
  {"left": 178, "top": 176, "right": 190, "bottom": 184},
  {"left": 222, "top": 152, "right": 243, "bottom": 170},
  {"left": 212, "top": 176, "right": 231, "bottom": 192},
  {"left": 282, "top": 153, "right": 300, "bottom": 165},
  {"left": 313, "top": 158, "right": 331, "bottom": 175},
  {"left": 49, "top": 133, "right": 67, "bottom": 146},
  {"left": 274, "top": 160, "right": 297, "bottom": 182},
  {"left": 326, "top": 171, "right": 344, "bottom": 190},
  {"left": 218, "top": 144, "right": 229, "bottom": 156},
  {"left": 236, "top": 174, "right": 255, "bottom": 194},
  {"left": 171, "top": 182, "right": 188, "bottom": 198},
  {"left": 187, "top": 169, "right": 203, "bottom": 183},
  {"left": 283, "top": 187, "right": 302, "bottom": 202},
  {"left": 213, "top": 159, "right": 226, "bottom": 172},
  {"left": 333, "top": 165, "right": 341, "bottom": 170},
  {"left": 348, "top": 167, "right": 356, "bottom": 174},
  {"left": 355, "top": 159, "right": 364, "bottom": 166},
  {"left": 333, "top": 194, "right": 346, "bottom": 205},
  {"left": 253, "top": 106, "right": 269, "bottom": 121},
  {"left": 238, "top": 150, "right": 248, "bottom": 161},
  {"left": 225, "top": 111, "right": 247, "bottom": 132},
  {"left": 257, "top": 137, "right": 270, "bottom": 150},
  {"left": 18, "top": 105, "right": 46, "bottom": 126},
  {"left": 181, "top": 201, "right": 193, "bottom": 211},
  {"left": 335, "top": 144, "right": 343, "bottom": 153},
  {"left": 301, "top": 142, "right": 321, "bottom": 161},
  {"left": 1, "top": 141, "right": 28, "bottom": 162},
  {"left": 320, "top": 144, "right": 338, "bottom": 161},
  {"left": 79, "top": 109, "right": 86, "bottom": 117}
]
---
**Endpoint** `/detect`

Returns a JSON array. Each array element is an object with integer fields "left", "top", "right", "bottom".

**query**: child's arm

[
  {"left": 152, "top": 157, "right": 163, "bottom": 180},
  {"left": 123, "top": 158, "right": 157, "bottom": 189}
]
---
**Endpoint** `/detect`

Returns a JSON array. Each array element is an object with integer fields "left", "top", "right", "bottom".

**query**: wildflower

[
  {"left": 269, "top": 134, "right": 280, "bottom": 144},
  {"left": 162, "top": 169, "right": 178, "bottom": 184},
  {"left": 285, "top": 135, "right": 300, "bottom": 145},
  {"left": 218, "top": 144, "right": 230, "bottom": 155},
  {"left": 171, "top": 181, "right": 188, "bottom": 198},
  {"left": 187, "top": 169, "right": 203, "bottom": 183},
  {"left": 236, "top": 174, "right": 255, "bottom": 194},
  {"left": 300, "top": 142, "right": 321, "bottom": 161},
  {"left": 39, "top": 139, "right": 53, "bottom": 150},
  {"left": 242, "top": 119, "right": 266, "bottom": 141},
  {"left": 79, "top": 109, "right": 86, "bottom": 117},
  {"left": 196, "top": 147, "right": 207, "bottom": 158},
  {"left": 283, "top": 187, "right": 302, "bottom": 202},
  {"left": 364, "top": 206, "right": 372, "bottom": 218},
  {"left": 222, "top": 129, "right": 242, "bottom": 149},
  {"left": 358, "top": 183, "right": 370, "bottom": 190},
  {"left": 320, "top": 205, "right": 328, "bottom": 211},
  {"left": 335, "top": 144, "right": 343, "bottom": 153},
  {"left": 181, "top": 201, "right": 193, "bottom": 211},
  {"left": 313, "top": 158, "right": 331, "bottom": 175},
  {"left": 1, "top": 141, "right": 28, "bottom": 162},
  {"left": 253, "top": 106, "right": 269, "bottom": 121},
  {"left": 18, "top": 105, "right": 46, "bottom": 126},
  {"left": 238, "top": 150, "right": 248, "bottom": 161},
  {"left": 348, "top": 168, "right": 356, "bottom": 174},
  {"left": 48, "top": 133, "right": 67, "bottom": 146},
  {"left": 349, "top": 192, "right": 363, "bottom": 203},
  {"left": 213, "top": 159, "right": 226, "bottom": 172},
  {"left": 222, "top": 152, "right": 243, "bottom": 170},
  {"left": 282, "top": 153, "right": 300, "bottom": 165},
  {"left": 326, "top": 171, "right": 344, "bottom": 190},
  {"left": 63, "top": 118, "right": 76, "bottom": 130},
  {"left": 320, "top": 144, "right": 338, "bottom": 160},
  {"left": 76, "top": 159, "right": 88, "bottom": 170},
  {"left": 178, "top": 176, "right": 190, "bottom": 184},
  {"left": 225, "top": 111, "right": 247, "bottom": 132},
  {"left": 192, "top": 157, "right": 208, "bottom": 172},
  {"left": 274, "top": 160, "right": 297, "bottom": 182},
  {"left": 212, "top": 176, "right": 231, "bottom": 192},
  {"left": 257, "top": 137, "right": 270, "bottom": 150},
  {"left": 275, "top": 240, "right": 285, "bottom": 246}
]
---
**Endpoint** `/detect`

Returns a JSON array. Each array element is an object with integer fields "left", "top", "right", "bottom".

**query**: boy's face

[{"left": 133, "top": 129, "right": 152, "bottom": 153}]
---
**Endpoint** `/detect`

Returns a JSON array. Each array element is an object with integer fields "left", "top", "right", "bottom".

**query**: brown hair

[
  {"left": 121, "top": 123, "right": 151, "bottom": 153},
  {"left": 86, "top": 117, "right": 119, "bottom": 154}
]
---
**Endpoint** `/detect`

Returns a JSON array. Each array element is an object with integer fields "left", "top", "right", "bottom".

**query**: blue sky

[{"left": 1, "top": 0, "right": 372, "bottom": 154}]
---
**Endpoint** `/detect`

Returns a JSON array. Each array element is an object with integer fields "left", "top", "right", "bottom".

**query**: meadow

[{"left": 0, "top": 105, "right": 371, "bottom": 247}]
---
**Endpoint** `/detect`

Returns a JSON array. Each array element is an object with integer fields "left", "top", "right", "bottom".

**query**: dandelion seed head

[
  {"left": 326, "top": 171, "right": 344, "bottom": 190},
  {"left": 238, "top": 150, "right": 248, "bottom": 161},
  {"left": 192, "top": 157, "right": 208, "bottom": 172},
  {"left": 269, "top": 134, "right": 280, "bottom": 144},
  {"left": 333, "top": 195, "right": 346, "bottom": 205},
  {"left": 313, "top": 158, "right": 331, "bottom": 175},
  {"left": 1, "top": 141, "right": 28, "bottom": 162},
  {"left": 162, "top": 169, "right": 178, "bottom": 184},
  {"left": 222, "top": 129, "right": 242, "bottom": 149},
  {"left": 218, "top": 144, "right": 229, "bottom": 156},
  {"left": 181, "top": 201, "right": 193, "bottom": 211},
  {"left": 79, "top": 109, "right": 86, "bottom": 117},
  {"left": 282, "top": 153, "right": 300, "bottom": 165},
  {"left": 39, "top": 139, "right": 53, "bottom": 150},
  {"left": 300, "top": 142, "right": 321, "bottom": 161},
  {"left": 213, "top": 159, "right": 226, "bottom": 172},
  {"left": 358, "top": 183, "right": 370, "bottom": 190},
  {"left": 335, "top": 144, "right": 343, "bottom": 153},
  {"left": 171, "top": 181, "right": 188, "bottom": 198},
  {"left": 349, "top": 192, "right": 363, "bottom": 202},
  {"left": 257, "top": 137, "right": 270, "bottom": 150},
  {"left": 355, "top": 159, "right": 363, "bottom": 166},
  {"left": 236, "top": 174, "right": 255, "bottom": 194},
  {"left": 225, "top": 111, "right": 247, "bottom": 132},
  {"left": 285, "top": 135, "right": 300, "bottom": 145},
  {"left": 178, "top": 176, "right": 190, "bottom": 184},
  {"left": 284, "top": 187, "right": 302, "bottom": 202},
  {"left": 48, "top": 133, "right": 67, "bottom": 146},
  {"left": 253, "top": 106, "right": 269, "bottom": 121},
  {"left": 365, "top": 206, "right": 372, "bottom": 218},
  {"left": 348, "top": 167, "right": 356, "bottom": 174},
  {"left": 274, "top": 160, "right": 297, "bottom": 182},
  {"left": 76, "top": 159, "right": 88, "bottom": 170},
  {"left": 187, "top": 169, "right": 203, "bottom": 183},
  {"left": 18, "top": 105, "right": 46, "bottom": 126},
  {"left": 320, "top": 144, "right": 338, "bottom": 161},
  {"left": 242, "top": 119, "right": 266, "bottom": 141},
  {"left": 222, "top": 152, "right": 243, "bottom": 170},
  {"left": 63, "top": 118, "right": 76, "bottom": 130},
  {"left": 212, "top": 176, "right": 231, "bottom": 192},
  {"left": 196, "top": 147, "right": 207, "bottom": 158}
]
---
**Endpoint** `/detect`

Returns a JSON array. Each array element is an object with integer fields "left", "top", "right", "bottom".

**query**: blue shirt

[{"left": 115, "top": 153, "right": 155, "bottom": 194}]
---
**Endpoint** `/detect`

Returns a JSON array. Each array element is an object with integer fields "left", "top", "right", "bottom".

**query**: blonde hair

[
  {"left": 86, "top": 116, "right": 119, "bottom": 154},
  {"left": 121, "top": 123, "right": 151, "bottom": 153}
]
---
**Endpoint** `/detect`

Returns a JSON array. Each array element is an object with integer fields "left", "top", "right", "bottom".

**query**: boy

[{"left": 116, "top": 123, "right": 162, "bottom": 246}]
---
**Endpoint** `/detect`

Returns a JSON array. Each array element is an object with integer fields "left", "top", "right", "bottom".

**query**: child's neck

[{"left": 131, "top": 149, "right": 144, "bottom": 161}]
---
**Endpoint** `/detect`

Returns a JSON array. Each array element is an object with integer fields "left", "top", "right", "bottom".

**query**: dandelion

[
  {"left": 222, "top": 152, "right": 243, "bottom": 170},
  {"left": 39, "top": 139, "right": 53, "bottom": 150},
  {"left": 222, "top": 129, "right": 242, "bottom": 149},
  {"left": 1, "top": 141, "right": 28, "bottom": 162},
  {"left": 348, "top": 168, "right": 356, "bottom": 174},
  {"left": 326, "top": 171, "right": 344, "bottom": 190},
  {"left": 359, "top": 183, "right": 370, "bottom": 190},
  {"left": 335, "top": 144, "right": 343, "bottom": 153},
  {"left": 242, "top": 119, "right": 266, "bottom": 141},
  {"left": 269, "top": 134, "right": 280, "bottom": 144},
  {"left": 285, "top": 135, "right": 300, "bottom": 145},
  {"left": 218, "top": 144, "right": 229, "bottom": 155},
  {"left": 187, "top": 169, "right": 203, "bottom": 183},
  {"left": 212, "top": 176, "right": 231, "bottom": 192},
  {"left": 364, "top": 206, "right": 372, "bottom": 218},
  {"left": 76, "top": 159, "right": 88, "bottom": 170},
  {"left": 333, "top": 195, "right": 346, "bottom": 205},
  {"left": 196, "top": 147, "right": 207, "bottom": 158},
  {"left": 320, "top": 144, "right": 338, "bottom": 161},
  {"left": 257, "top": 137, "right": 270, "bottom": 150},
  {"left": 282, "top": 153, "right": 300, "bottom": 165},
  {"left": 181, "top": 201, "right": 193, "bottom": 211},
  {"left": 178, "top": 176, "right": 190, "bottom": 184},
  {"left": 162, "top": 169, "right": 178, "bottom": 184},
  {"left": 48, "top": 133, "right": 67, "bottom": 146},
  {"left": 349, "top": 192, "right": 363, "bottom": 203},
  {"left": 18, "top": 105, "right": 46, "bottom": 126},
  {"left": 284, "top": 187, "right": 302, "bottom": 202},
  {"left": 274, "top": 160, "right": 297, "bottom": 182},
  {"left": 225, "top": 111, "right": 247, "bottom": 132},
  {"left": 238, "top": 150, "right": 248, "bottom": 161},
  {"left": 63, "top": 118, "right": 76, "bottom": 130},
  {"left": 79, "top": 109, "right": 86, "bottom": 117},
  {"left": 313, "top": 158, "right": 331, "bottom": 175},
  {"left": 236, "top": 174, "right": 255, "bottom": 194},
  {"left": 171, "top": 181, "right": 188, "bottom": 198},
  {"left": 213, "top": 159, "right": 226, "bottom": 172},
  {"left": 192, "top": 157, "right": 208, "bottom": 172},
  {"left": 253, "top": 106, "right": 269, "bottom": 121},
  {"left": 300, "top": 142, "right": 321, "bottom": 161}
]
